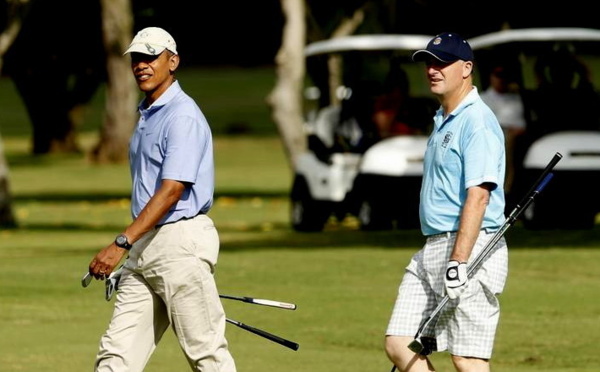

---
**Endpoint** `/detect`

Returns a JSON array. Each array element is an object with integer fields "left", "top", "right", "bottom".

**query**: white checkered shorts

[{"left": 386, "top": 230, "right": 508, "bottom": 359}]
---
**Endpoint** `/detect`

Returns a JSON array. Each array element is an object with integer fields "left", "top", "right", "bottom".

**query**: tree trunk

[
  {"left": 266, "top": 0, "right": 307, "bottom": 169},
  {"left": 327, "top": 7, "right": 365, "bottom": 106},
  {"left": 0, "top": 0, "right": 31, "bottom": 228},
  {"left": 4, "top": 0, "right": 104, "bottom": 155},
  {"left": 0, "top": 135, "right": 17, "bottom": 228},
  {"left": 92, "top": 0, "right": 137, "bottom": 163}
]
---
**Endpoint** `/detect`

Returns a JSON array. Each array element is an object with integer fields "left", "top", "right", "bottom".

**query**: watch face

[{"left": 116, "top": 235, "right": 128, "bottom": 245}]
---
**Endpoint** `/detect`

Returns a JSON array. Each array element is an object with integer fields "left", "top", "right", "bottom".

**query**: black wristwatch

[{"left": 115, "top": 233, "right": 133, "bottom": 250}]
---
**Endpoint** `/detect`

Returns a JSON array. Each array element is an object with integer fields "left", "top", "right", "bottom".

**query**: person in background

[
  {"left": 531, "top": 46, "right": 600, "bottom": 135},
  {"left": 372, "top": 60, "right": 435, "bottom": 137},
  {"left": 480, "top": 63, "right": 526, "bottom": 193},
  {"left": 384, "top": 32, "right": 507, "bottom": 372},
  {"left": 86, "top": 27, "right": 236, "bottom": 372}
]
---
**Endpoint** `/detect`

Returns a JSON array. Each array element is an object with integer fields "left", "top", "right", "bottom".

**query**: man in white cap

[
  {"left": 384, "top": 32, "right": 507, "bottom": 372},
  {"left": 87, "top": 27, "right": 237, "bottom": 372}
]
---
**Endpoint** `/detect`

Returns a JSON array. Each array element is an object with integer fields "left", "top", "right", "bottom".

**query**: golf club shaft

[
  {"left": 410, "top": 152, "right": 562, "bottom": 344},
  {"left": 220, "top": 294, "right": 297, "bottom": 310},
  {"left": 226, "top": 318, "right": 299, "bottom": 351}
]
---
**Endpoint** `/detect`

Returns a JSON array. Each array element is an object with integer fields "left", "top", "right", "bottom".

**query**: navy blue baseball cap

[{"left": 412, "top": 32, "right": 474, "bottom": 63}]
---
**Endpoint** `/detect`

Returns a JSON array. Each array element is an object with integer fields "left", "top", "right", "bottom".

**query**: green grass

[
  {"left": 1, "top": 133, "right": 600, "bottom": 372},
  {"left": 2, "top": 66, "right": 600, "bottom": 372}
]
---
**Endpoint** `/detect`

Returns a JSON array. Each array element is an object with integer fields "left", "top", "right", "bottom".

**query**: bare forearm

[
  {"left": 124, "top": 179, "right": 186, "bottom": 243},
  {"left": 451, "top": 185, "right": 490, "bottom": 262}
]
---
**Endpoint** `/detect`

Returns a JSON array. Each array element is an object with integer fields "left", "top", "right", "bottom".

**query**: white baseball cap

[{"left": 124, "top": 27, "right": 178, "bottom": 56}]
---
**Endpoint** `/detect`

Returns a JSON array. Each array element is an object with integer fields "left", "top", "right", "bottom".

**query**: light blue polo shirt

[
  {"left": 129, "top": 80, "right": 214, "bottom": 225},
  {"left": 419, "top": 87, "right": 506, "bottom": 236}
]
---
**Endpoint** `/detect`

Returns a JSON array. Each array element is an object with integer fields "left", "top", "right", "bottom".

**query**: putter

[{"left": 405, "top": 152, "right": 562, "bottom": 358}]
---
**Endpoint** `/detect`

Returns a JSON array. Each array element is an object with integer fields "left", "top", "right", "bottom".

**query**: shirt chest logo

[{"left": 441, "top": 131, "right": 453, "bottom": 148}]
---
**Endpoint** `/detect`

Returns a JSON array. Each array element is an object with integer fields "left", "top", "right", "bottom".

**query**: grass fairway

[{"left": 2, "top": 61, "right": 600, "bottom": 371}]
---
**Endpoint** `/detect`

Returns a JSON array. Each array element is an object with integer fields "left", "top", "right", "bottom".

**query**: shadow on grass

[
  {"left": 217, "top": 223, "right": 600, "bottom": 251},
  {"left": 9, "top": 192, "right": 600, "bottom": 251},
  {"left": 9, "top": 219, "right": 600, "bottom": 251},
  {"left": 13, "top": 222, "right": 126, "bottom": 233}
]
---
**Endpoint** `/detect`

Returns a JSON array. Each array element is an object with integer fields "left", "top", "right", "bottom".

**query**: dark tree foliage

[
  {"left": 130, "top": 0, "right": 285, "bottom": 67},
  {"left": 1, "top": 0, "right": 597, "bottom": 155},
  {"left": 3, "top": 0, "right": 106, "bottom": 154}
]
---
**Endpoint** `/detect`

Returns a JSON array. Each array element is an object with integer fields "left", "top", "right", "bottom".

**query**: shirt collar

[
  {"left": 138, "top": 80, "right": 182, "bottom": 112},
  {"left": 434, "top": 86, "right": 479, "bottom": 129}
]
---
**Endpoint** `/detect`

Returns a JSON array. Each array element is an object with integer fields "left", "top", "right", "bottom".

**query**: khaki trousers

[{"left": 94, "top": 214, "right": 236, "bottom": 372}]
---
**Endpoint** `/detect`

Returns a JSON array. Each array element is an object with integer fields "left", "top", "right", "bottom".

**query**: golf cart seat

[{"left": 517, "top": 130, "right": 600, "bottom": 229}]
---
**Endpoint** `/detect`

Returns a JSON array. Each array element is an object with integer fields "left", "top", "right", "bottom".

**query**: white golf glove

[
  {"left": 105, "top": 266, "right": 123, "bottom": 301},
  {"left": 444, "top": 260, "right": 468, "bottom": 299}
]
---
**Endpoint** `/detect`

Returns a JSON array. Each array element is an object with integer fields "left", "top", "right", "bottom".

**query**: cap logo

[
  {"left": 145, "top": 43, "right": 156, "bottom": 55},
  {"left": 433, "top": 37, "right": 442, "bottom": 45}
]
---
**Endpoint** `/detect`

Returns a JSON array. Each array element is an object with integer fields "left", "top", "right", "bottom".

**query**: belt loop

[
  {"left": 446, "top": 232, "right": 452, "bottom": 239},
  {"left": 482, "top": 227, "right": 492, "bottom": 234}
]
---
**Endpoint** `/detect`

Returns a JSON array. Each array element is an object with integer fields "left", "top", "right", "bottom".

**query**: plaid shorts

[{"left": 386, "top": 230, "right": 508, "bottom": 359}]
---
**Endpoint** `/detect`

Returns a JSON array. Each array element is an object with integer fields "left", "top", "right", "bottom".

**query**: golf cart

[
  {"left": 290, "top": 34, "right": 436, "bottom": 231},
  {"left": 469, "top": 27, "right": 600, "bottom": 229}
]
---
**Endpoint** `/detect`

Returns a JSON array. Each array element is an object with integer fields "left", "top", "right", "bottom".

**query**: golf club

[
  {"left": 226, "top": 318, "right": 300, "bottom": 351},
  {"left": 387, "top": 152, "right": 563, "bottom": 371},
  {"left": 405, "top": 152, "right": 562, "bottom": 359},
  {"left": 83, "top": 274, "right": 298, "bottom": 310},
  {"left": 82, "top": 272, "right": 300, "bottom": 350},
  {"left": 219, "top": 294, "right": 297, "bottom": 310}
]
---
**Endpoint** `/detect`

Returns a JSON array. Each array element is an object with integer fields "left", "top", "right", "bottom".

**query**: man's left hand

[{"left": 444, "top": 260, "right": 468, "bottom": 299}]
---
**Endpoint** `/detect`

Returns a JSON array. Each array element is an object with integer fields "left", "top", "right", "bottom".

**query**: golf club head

[
  {"left": 408, "top": 337, "right": 436, "bottom": 356},
  {"left": 81, "top": 272, "right": 92, "bottom": 288}
]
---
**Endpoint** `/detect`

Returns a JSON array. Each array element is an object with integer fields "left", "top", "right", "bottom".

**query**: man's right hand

[{"left": 89, "top": 243, "right": 128, "bottom": 280}]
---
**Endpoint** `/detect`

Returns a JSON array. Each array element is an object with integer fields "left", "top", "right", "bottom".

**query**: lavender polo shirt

[
  {"left": 129, "top": 80, "right": 214, "bottom": 225},
  {"left": 419, "top": 87, "right": 506, "bottom": 236}
]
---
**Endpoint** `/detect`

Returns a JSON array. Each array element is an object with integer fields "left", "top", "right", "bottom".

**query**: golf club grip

[
  {"left": 517, "top": 152, "right": 562, "bottom": 207},
  {"left": 508, "top": 153, "right": 562, "bottom": 224},
  {"left": 226, "top": 318, "right": 299, "bottom": 351},
  {"left": 534, "top": 172, "right": 554, "bottom": 193},
  {"left": 220, "top": 295, "right": 297, "bottom": 310}
]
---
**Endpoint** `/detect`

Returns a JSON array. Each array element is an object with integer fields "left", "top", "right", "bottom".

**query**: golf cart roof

[
  {"left": 469, "top": 27, "right": 600, "bottom": 50},
  {"left": 304, "top": 34, "right": 432, "bottom": 57},
  {"left": 304, "top": 28, "right": 600, "bottom": 57}
]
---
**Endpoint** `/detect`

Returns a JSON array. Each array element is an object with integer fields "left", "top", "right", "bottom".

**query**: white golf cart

[
  {"left": 290, "top": 34, "right": 435, "bottom": 231},
  {"left": 469, "top": 27, "right": 600, "bottom": 229}
]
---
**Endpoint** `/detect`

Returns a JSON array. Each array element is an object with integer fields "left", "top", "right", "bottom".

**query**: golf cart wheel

[
  {"left": 358, "top": 200, "right": 394, "bottom": 231},
  {"left": 290, "top": 177, "right": 332, "bottom": 232}
]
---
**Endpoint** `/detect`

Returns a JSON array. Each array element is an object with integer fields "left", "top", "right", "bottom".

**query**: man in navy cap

[{"left": 384, "top": 32, "right": 508, "bottom": 372}]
